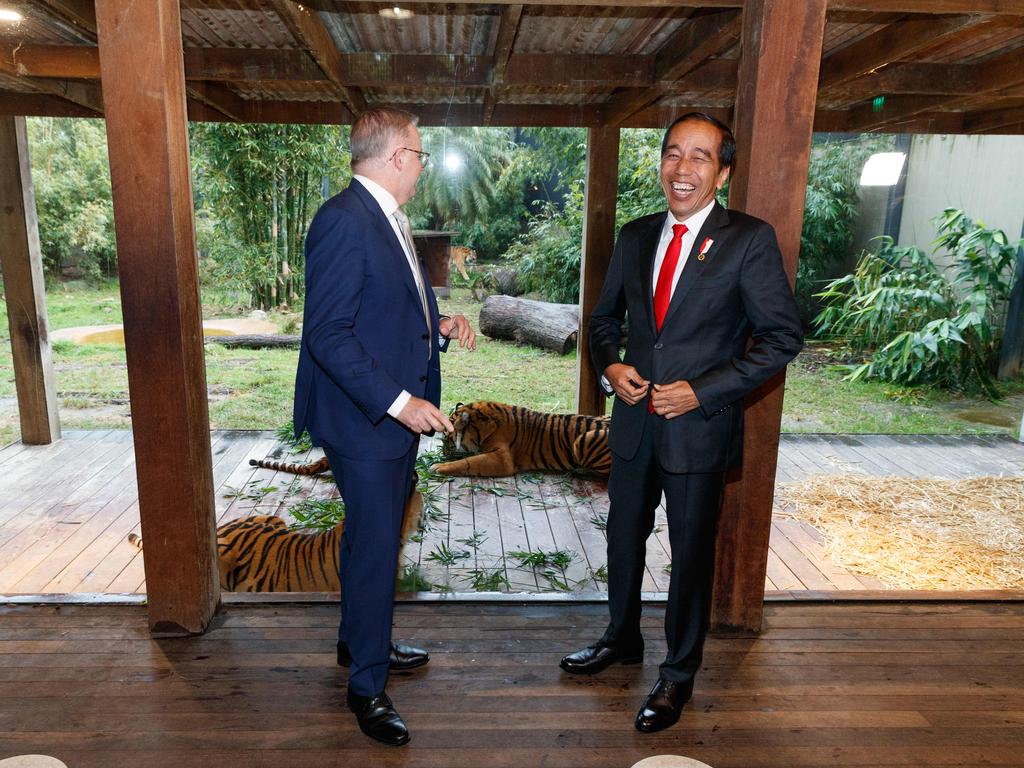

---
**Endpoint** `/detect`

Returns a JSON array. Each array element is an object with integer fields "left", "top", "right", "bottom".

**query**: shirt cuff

[
  {"left": 600, "top": 374, "right": 614, "bottom": 395},
  {"left": 388, "top": 390, "right": 412, "bottom": 419}
]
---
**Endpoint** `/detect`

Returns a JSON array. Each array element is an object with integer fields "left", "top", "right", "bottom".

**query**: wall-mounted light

[
  {"left": 379, "top": 6, "right": 414, "bottom": 20},
  {"left": 0, "top": 8, "right": 24, "bottom": 22},
  {"left": 860, "top": 152, "right": 906, "bottom": 187}
]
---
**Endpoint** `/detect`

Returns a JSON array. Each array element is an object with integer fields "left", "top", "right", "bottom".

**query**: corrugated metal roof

[
  {"left": 181, "top": 0, "right": 297, "bottom": 49},
  {"left": 0, "top": 5, "right": 92, "bottom": 45}
]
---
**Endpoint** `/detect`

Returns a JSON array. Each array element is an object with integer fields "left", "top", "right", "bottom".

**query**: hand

[
  {"left": 605, "top": 363, "right": 649, "bottom": 406},
  {"left": 650, "top": 381, "right": 700, "bottom": 419},
  {"left": 439, "top": 314, "right": 477, "bottom": 350},
  {"left": 396, "top": 396, "right": 454, "bottom": 434}
]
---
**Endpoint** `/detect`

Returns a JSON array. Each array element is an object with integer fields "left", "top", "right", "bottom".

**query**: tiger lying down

[
  {"left": 128, "top": 474, "right": 421, "bottom": 593},
  {"left": 435, "top": 401, "right": 611, "bottom": 478},
  {"left": 130, "top": 402, "right": 606, "bottom": 591}
]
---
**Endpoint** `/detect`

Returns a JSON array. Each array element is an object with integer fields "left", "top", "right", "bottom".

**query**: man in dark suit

[
  {"left": 560, "top": 113, "right": 803, "bottom": 732},
  {"left": 294, "top": 107, "right": 475, "bottom": 746}
]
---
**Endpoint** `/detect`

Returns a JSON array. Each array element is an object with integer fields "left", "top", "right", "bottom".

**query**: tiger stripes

[
  {"left": 435, "top": 401, "right": 610, "bottom": 477},
  {"left": 248, "top": 456, "right": 330, "bottom": 475}
]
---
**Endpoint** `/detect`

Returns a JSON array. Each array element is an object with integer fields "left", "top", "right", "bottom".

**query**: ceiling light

[
  {"left": 379, "top": 6, "right": 414, "bottom": 20},
  {"left": 859, "top": 152, "right": 906, "bottom": 187},
  {"left": 0, "top": 8, "right": 24, "bottom": 22}
]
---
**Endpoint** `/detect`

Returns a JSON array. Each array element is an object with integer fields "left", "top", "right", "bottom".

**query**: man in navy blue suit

[{"left": 294, "top": 107, "right": 475, "bottom": 746}]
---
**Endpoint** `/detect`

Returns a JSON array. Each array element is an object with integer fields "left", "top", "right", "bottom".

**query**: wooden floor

[
  {"left": 1, "top": 430, "right": 1022, "bottom": 596},
  {"left": 1, "top": 600, "right": 1024, "bottom": 767}
]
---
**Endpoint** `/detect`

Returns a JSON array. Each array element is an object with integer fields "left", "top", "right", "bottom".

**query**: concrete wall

[{"left": 897, "top": 134, "right": 1024, "bottom": 262}]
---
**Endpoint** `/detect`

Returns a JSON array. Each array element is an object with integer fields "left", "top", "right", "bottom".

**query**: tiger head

[{"left": 443, "top": 402, "right": 505, "bottom": 457}]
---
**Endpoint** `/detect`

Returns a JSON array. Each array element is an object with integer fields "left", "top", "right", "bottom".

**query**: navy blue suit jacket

[
  {"left": 589, "top": 203, "right": 803, "bottom": 473},
  {"left": 294, "top": 180, "right": 447, "bottom": 460}
]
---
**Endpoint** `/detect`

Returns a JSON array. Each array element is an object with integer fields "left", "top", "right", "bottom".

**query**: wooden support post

[
  {"left": 712, "top": 0, "right": 827, "bottom": 633},
  {"left": 576, "top": 125, "right": 620, "bottom": 416},
  {"left": 0, "top": 116, "right": 60, "bottom": 445},
  {"left": 96, "top": 0, "right": 218, "bottom": 634}
]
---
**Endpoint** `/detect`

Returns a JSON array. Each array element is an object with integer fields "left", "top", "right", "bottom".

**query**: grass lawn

[{"left": 1, "top": 282, "right": 1022, "bottom": 446}]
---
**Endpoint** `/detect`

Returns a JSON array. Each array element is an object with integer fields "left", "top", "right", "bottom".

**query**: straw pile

[{"left": 774, "top": 475, "right": 1024, "bottom": 590}]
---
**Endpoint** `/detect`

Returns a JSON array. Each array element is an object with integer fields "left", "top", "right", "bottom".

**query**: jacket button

[
  {"left": 421, "top": 334, "right": 429, "bottom": 340},
  {"left": 419, "top": 375, "right": 427, "bottom": 382},
  {"left": 654, "top": 343, "right": 663, "bottom": 350}
]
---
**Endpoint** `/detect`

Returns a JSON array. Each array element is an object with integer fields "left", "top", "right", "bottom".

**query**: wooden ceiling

[{"left": 1, "top": 0, "right": 1023, "bottom": 132}]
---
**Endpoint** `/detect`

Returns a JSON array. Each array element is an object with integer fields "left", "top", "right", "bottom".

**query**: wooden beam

[
  {"left": 271, "top": 0, "right": 364, "bottom": 114},
  {"left": 715, "top": 0, "right": 827, "bottom": 634},
  {"left": 832, "top": 62, "right": 978, "bottom": 104},
  {"left": 576, "top": 126, "right": 620, "bottom": 417},
  {"left": 294, "top": 0, "right": 1024, "bottom": 13},
  {"left": 2, "top": 44, "right": 660, "bottom": 89},
  {"left": 962, "top": 103, "right": 1024, "bottom": 133},
  {"left": 185, "top": 82, "right": 249, "bottom": 122},
  {"left": 0, "top": 47, "right": 103, "bottom": 114},
  {"left": 0, "top": 93, "right": 96, "bottom": 117},
  {"left": 95, "top": 0, "right": 219, "bottom": 635},
  {"left": 36, "top": 0, "right": 98, "bottom": 41},
  {"left": 602, "top": 10, "right": 742, "bottom": 126},
  {"left": 0, "top": 116, "right": 60, "bottom": 445},
  {"left": 483, "top": 4, "right": 525, "bottom": 125},
  {"left": 838, "top": 41, "right": 1024, "bottom": 130},
  {"left": 818, "top": 15, "right": 985, "bottom": 93}
]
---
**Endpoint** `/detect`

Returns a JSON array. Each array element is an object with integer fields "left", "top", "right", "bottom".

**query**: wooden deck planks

[
  {"left": 2, "top": 430, "right": 1023, "bottom": 596},
  {"left": 1, "top": 601, "right": 1023, "bottom": 767}
]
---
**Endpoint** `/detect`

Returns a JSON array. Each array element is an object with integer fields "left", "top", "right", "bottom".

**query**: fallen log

[
  {"left": 479, "top": 295, "right": 578, "bottom": 354},
  {"left": 204, "top": 334, "right": 301, "bottom": 349}
]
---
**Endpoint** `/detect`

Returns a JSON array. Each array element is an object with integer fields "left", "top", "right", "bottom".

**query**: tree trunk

[
  {"left": 479, "top": 295, "right": 578, "bottom": 355},
  {"left": 205, "top": 334, "right": 301, "bottom": 349}
]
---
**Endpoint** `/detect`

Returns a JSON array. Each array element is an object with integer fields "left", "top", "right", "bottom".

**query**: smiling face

[{"left": 659, "top": 119, "right": 731, "bottom": 221}]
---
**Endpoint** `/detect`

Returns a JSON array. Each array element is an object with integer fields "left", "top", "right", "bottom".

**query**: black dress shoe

[
  {"left": 635, "top": 677, "right": 694, "bottom": 733},
  {"left": 337, "top": 640, "right": 429, "bottom": 671},
  {"left": 346, "top": 688, "right": 410, "bottom": 746},
  {"left": 559, "top": 642, "right": 644, "bottom": 675}
]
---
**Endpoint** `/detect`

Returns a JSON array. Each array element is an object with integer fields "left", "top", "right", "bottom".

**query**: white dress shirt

[
  {"left": 351, "top": 175, "right": 429, "bottom": 419},
  {"left": 651, "top": 198, "right": 717, "bottom": 298}
]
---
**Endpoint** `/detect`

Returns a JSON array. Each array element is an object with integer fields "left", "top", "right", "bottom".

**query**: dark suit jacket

[
  {"left": 293, "top": 180, "right": 447, "bottom": 460},
  {"left": 589, "top": 202, "right": 803, "bottom": 473}
]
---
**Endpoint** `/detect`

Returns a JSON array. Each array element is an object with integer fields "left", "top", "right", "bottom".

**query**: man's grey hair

[{"left": 350, "top": 107, "right": 419, "bottom": 170}]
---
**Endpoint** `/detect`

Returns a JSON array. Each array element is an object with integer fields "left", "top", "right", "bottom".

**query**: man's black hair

[{"left": 660, "top": 112, "right": 736, "bottom": 169}]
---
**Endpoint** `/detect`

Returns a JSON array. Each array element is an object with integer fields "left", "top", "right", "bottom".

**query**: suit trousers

[
  {"left": 324, "top": 443, "right": 418, "bottom": 697},
  {"left": 601, "top": 411, "right": 726, "bottom": 683}
]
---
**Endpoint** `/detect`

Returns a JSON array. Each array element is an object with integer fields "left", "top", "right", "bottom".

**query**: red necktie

[
  {"left": 654, "top": 223, "right": 687, "bottom": 330},
  {"left": 649, "top": 223, "right": 687, "bottom": 413}
]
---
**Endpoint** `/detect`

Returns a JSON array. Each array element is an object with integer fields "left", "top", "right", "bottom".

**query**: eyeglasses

[{"left": 388, "top": 146, "right": 430, "bottom": 167}]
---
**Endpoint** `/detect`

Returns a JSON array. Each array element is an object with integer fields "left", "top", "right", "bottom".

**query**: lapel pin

[{"left": 697, "top": 237, "right": 714, "bottom": 261}]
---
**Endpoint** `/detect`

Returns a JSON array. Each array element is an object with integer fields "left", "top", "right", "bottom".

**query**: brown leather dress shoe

[
  {"left": 346, "top": 688, "right": 410, "bottom": 746},
  {"left": 559, "top": 642, "right": 644, "bottom": 675},
  {"left": 635, "top": 677, "right": 694, "bottom": 733},
  {"left": 337, "top": 640, "right": 429, "bottom": 670}
]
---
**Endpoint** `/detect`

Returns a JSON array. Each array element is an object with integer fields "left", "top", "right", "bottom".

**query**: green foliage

[
  {"left": 467, "top": 568, "right": 510, "bottom": 591},
  {"left": 425, "top": 541, "right": 471, "bottom": 566},
  {"left": 406, "top": 127, "right": 522, "bottom": 258},
  {"left": 289, "top": 497, "right": 345, "bottom": 532},
  {"left": 27, "top": 118, "right": 116, "bottom": 280},
  {"left": 506, "top": 129, "right": 668, "bottom": 303},
  {"left": 502, "top": 129, "right": 732, "bottom": 303},
  {"left": 190, "top": 123, "right": 349, "bottom": 310},
  {"left": 508, "top": 548, "right": 576, "bottom": 569},
  {"left": 397, "top": 565, "right": 432, "bottom": 592},
  {"left": 798, "top": 137, "right": 891, "bottom": 318},
  {"left": 814, "top": 209, "right": 1021, "bottom": 395},
  {"left": 275, "top": 423, "right": 313, "bottom": 454}
]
